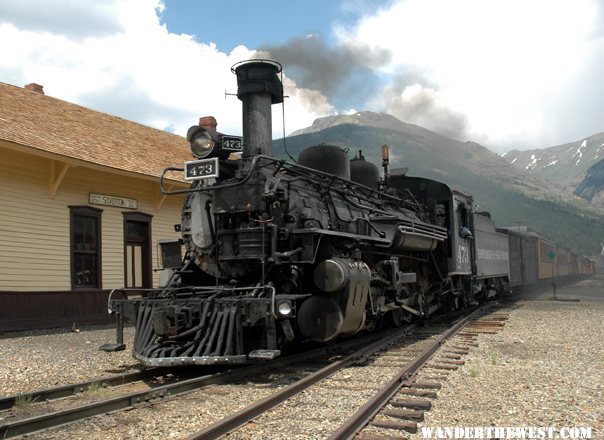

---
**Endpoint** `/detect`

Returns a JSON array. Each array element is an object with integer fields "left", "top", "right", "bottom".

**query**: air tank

[
  {"left": 298, "top": 144, "right": 350, "bottom": 180},
  {"left": 350, "top": 150, "right": 380, "bottom": 189}
]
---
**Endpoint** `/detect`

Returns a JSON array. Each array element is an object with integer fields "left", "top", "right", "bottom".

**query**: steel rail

[
  {"left": 0, "top": 369, "right": 160, "bottom": 411},
  {"left": 184, "top": 324, "right": 417, "bottom": 440},
  {"left": 327, "top": 305, "right": 491, "bottom": 440},
  {"left": 0, "top": 328, "right": 406, "bottom": 439}
]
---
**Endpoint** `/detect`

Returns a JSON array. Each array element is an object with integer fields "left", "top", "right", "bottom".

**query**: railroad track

[
  {"left": 0, "top": 326, "right": 413, "bottom": 439},
  {"left": 183, "top": 304, "right": 509, "bottom": 439},
  {"left": 333, "top": 310, "right": 511, "bottom": 439},
  {"left": 1, "top": 305, "right": 509, "bottom": 439},
  {"left": 0, "top": 368, "right": 165, "bottom": 411}
]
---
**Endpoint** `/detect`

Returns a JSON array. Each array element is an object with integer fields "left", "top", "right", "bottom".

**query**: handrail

[{"left": 159, "top": 155, "right": 425, "bottom": 214}]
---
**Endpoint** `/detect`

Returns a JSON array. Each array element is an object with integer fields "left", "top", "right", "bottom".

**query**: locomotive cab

[{"left": 387, "top": 176, "right": 475, "bottom": 276}]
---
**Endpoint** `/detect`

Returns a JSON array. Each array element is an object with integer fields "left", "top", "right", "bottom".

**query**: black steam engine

[{"left": 106, "top": 60, "right": 510, "bottom": 366}]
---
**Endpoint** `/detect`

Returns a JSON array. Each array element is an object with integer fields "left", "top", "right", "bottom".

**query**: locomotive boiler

[{"left": 106, "top": 60, "right": 509, "bottom": 366}]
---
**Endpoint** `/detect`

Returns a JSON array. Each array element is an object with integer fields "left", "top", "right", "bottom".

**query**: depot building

[{"left": 0, "top": 82, "right": 194, "bottom": 331}]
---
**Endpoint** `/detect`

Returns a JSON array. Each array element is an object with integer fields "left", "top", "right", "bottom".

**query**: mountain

[
  {"left": 274, "top": 112, "right": 604, "bottom": 256},
  {"left": 503, "top": 132, "right": 604, "bottom": 207},
  {"left": 290, "top": 111, "right": 420, "bottom": 136},
  {"left": 574, "top": 158, "right": 604, "bottom": 205}
]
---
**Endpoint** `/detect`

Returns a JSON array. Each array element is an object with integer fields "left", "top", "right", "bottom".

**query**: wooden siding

[
  {"left": 0, "top": 290, "right": 112, "bottom": 331},
  {"left": 0, "top": 146, "right": 185, "bottom": 291}
]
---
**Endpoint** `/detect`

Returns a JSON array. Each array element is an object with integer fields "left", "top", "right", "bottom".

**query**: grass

[
  {"left": 86, "top": 382, "right": 109, "bottom": 397},
  {"left": 14, "top": 393, "right": 38, "bottom": 408},
  {"left": 491, "top": 353, "right": 498, "bottom": 365},
  {"left": 468, "top": 366, "right": 479, "bottom": 378}
]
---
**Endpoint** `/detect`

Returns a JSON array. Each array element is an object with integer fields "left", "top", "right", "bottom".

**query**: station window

[{"left": 70, "top": 206, "right": 102, "bottom": 289}]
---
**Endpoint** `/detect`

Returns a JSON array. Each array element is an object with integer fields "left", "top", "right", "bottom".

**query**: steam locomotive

[{"left": 105, "top": 60, "right": 516, "bottom": 366}]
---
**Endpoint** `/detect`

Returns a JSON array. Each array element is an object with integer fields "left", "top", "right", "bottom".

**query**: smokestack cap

[{"left": 232, "top": 59, "right": 283, "bottom": 104}]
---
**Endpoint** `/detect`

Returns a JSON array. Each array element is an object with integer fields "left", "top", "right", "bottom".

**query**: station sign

[{"left": 89, "top": 193, "right": 138, "bottom": 209}]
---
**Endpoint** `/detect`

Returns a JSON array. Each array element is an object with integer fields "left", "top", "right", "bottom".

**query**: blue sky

[
  {"left": 160, "top": 0, "right": 377, "bottom": 53},
  {"left": 1, "top": 0, "right": 603, "bottom": 152}
]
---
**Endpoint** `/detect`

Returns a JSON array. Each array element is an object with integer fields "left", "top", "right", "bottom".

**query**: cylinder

[
  {"left": 297, "top": 296, "right": 343, "bottom": 342},
  {"left": 233, "top": 60, "right": 283, "bottom": 157},
  {"left": 314, "top": 259, "right": 348, "bottom": 292}
]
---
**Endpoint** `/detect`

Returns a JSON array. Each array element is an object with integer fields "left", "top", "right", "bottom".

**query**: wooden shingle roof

[{"left": 0, "top": 82, "right": 192, "bottom": 182}]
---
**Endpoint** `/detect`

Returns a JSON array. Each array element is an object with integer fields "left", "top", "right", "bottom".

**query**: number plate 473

[{"left": 184, "top": 158, "right": 219, "bottom": 181}]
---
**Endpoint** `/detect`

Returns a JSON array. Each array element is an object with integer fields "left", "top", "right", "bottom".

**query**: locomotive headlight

[
  {"left": 277, "top": 301, "right": 292, "bottom": 317},
  {"left": 187, "top": 126, "right": 215, "bottom": 158}
]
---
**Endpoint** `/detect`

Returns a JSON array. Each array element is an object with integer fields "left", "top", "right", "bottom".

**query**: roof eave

[{"left": 0, "top": 139, "right": 188, "bottom": 187}]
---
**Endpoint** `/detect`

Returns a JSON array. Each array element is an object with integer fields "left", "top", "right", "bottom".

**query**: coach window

[
  {"left": 70, "top": 206, "right": 102, "bottom": 289},
  {"left": 123, "top": 212, "right": 153, "bottom": 288}
]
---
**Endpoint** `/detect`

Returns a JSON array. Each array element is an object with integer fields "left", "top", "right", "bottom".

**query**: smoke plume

[{"left": 255, "top": 35, "right": 391, "bottom": 107}]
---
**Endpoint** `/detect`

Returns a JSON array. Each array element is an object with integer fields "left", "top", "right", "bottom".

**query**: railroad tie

[
  {"left": 486, "top": 314, "right": 510, "bottom": 320},
  {"left": 410, "top": 381, "right": 441, "bottom": 389},
  {"left": 369, "top": 419, "right": 418, "bottom": 433},
  {"left": 444, "top": 348, "right": 468, "bottom": 355},
  {"left": 461, "top": 329, "right": 499, "bottom": 335},
  {"left": 382, "top": 408, "right": 425, "bottom": 421},
  {"left": 426, "top": 363, "right": 459, "bottom": 371},
  {"left": 355, "top": 432, "right": 408, "bottom": 440},
  {"left": 469, "top": 320, "right": 505, "bottom": 326},
  {"left": 371, "top": 362, "right": 409, "bottom": 367},
  {"left": 389, "top": 397, "right": 432, "bottom": 410},
  {"left": 443, "top": 353, "right": 462, "bottom": 360},
  {"left": 397, "top": 387, "right": 438, "bottom": 398},
  {"left": 421, "top": 376, "right": 448, "bottom": 382},
  {"left": 455, "top": 341, "right": 479, "bottom": 347}
]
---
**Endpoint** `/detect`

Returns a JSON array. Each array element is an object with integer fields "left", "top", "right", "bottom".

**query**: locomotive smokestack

[{"left": 232, "top": 60, "right": 283, "bottom": 157}]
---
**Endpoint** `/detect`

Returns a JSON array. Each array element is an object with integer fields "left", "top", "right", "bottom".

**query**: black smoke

[
  {"left": 255, "top": 35, "right": 391, "bottom": 109},
  {"left": 255, "top": 35, "right": 469, "bottom": 140}
]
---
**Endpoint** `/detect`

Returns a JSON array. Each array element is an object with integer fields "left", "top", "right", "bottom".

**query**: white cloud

[
  {"left": 0, "top": 0, "right": 329, "bottom": 140},
  {"left": 0, "top": 0, "right": 123, "bottom": 39},
  {"left": 3, "top": 0, "right": 603, "bottom": 152},
  {"left": 337, "top": 0, "right": 602, "bottom": 150}
]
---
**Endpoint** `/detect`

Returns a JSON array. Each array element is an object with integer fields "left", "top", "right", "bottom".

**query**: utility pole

[{"left": 547, "top": 250, "right": 557, "bottom": 299}]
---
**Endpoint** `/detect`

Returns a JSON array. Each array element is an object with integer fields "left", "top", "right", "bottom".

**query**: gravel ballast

[
  {"left": 0, "top": 325, "right": 138, "bottom": 396},
  {"left": 1, "top": 284, "right": 602, "bottom": 439},
  {"left": 407, "top": 299, "right": 603, "bottom": 439}
]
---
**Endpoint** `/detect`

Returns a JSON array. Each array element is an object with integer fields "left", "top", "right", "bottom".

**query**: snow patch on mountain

[
  {"left": 572, "top": 140, "right": 587, "bottom": 166},
  {"left": 525, "top": 154, "right": 540, "bottom": 171}
]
